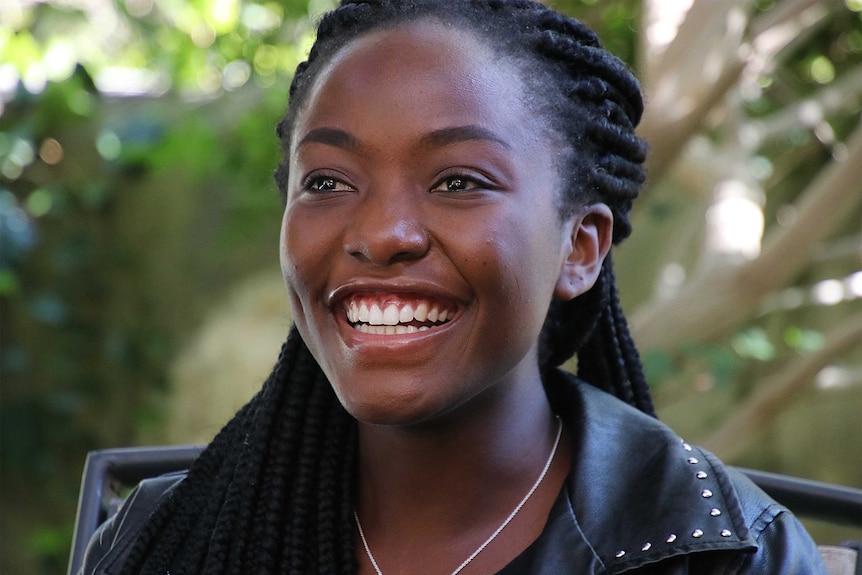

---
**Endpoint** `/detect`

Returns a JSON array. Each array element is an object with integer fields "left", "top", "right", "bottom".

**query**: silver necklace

[{"left": 354, "top": 417, "right": 563, "bottom": 575}]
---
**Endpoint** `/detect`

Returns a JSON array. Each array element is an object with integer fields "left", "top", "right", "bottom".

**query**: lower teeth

[{"left": 354, "top": 324, "right": 432, "bottom": 335}]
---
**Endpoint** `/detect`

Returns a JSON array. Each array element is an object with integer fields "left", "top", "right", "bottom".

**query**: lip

[
  {"left": 326, "top": 279, "right": 468, "bottom": 309},
  {"left": 327, "top": 279, "right": 468, "bottom": 346}
]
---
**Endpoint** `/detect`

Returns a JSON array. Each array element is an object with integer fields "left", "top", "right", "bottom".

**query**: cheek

[
  {"left": 280, "top": 208, "right": 341, "bottom": 370},
  {"left": 487, "top": 212, "right": 563, "bottom": 286},
  {"left": 280, "top": 207, "right": 336, "bottom": 309},
  {"left": 459, "top": 215, "right": 563, "bottom": 329}
]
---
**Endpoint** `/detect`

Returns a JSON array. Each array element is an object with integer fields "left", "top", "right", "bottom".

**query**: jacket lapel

[{"left": 528, "top": 371, "right": 757, "bottom": 574}]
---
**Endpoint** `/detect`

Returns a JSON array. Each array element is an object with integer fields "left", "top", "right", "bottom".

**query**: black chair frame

[{"left": 68, "top": 445, "right": 204, "bottom": 575}]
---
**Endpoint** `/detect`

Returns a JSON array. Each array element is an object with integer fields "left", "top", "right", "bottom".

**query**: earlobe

[{"left": 553, "top": 204, "right": 613, "bottom": 301}]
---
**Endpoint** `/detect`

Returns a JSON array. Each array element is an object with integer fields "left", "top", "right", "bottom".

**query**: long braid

[
  {"left": 316, "top": 389, "right": 357, "bottom": 574},
  {"left": 116, "top": 2, "right": 656, "bottom": 574},
  {"left": 283, "top": 369, "right": 328, "bottom": 572},
  {"left": 337, "top": 422, "right": 360, "bottom": 573},
  {"left": 121, "top": 387, "right": 257, "bottom": 572},
  {"left": 118, "top": 328, "right": 357, "bottom": 575},
  {"left": 606, "top": 266, "right": 656, "bottom": 415},
  {"left": 549, "top": 258, "right": 656, "bottom": 417},
  {"left": 247, "top": 337, "right": 315, "bottom": 573}
]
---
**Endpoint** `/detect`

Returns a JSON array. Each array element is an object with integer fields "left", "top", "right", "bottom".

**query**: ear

[{"left": 554, "top": 203, "right": 614, "bottom": 301}]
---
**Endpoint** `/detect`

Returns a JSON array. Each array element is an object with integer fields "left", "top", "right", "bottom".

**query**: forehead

[{"left": 292, "top": 20, "right": 540, "bottom": 149}]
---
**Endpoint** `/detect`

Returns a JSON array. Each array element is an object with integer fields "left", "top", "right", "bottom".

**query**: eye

[
  {"left": 302, "top": 175, "right": 354, "bottom": 193},
  {"left": 431, "top": 175, "right": 483, "bottom": 193}
]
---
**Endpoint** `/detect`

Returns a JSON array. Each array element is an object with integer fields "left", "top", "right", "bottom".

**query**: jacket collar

[{"left": 530, "top": 370, "right": 757, "bottom": 574}]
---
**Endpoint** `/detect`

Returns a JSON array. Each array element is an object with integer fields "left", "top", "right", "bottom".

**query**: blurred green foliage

[{"left": 0, "top": 1, "right": 327, "bottom": 572}]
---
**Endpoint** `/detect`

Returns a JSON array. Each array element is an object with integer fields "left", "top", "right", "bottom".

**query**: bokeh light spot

[
  {"left": 96, "top": 130, "right": 122, "bottom": 160},
  {"left": 38, "top": 138, "right": 64, "bottom": 165},
  {"left": 809, "top": 55, "right": 835, "bottom": 84},
  {"left": 26, "top": 189, "right": 53, "bottom": 217}
]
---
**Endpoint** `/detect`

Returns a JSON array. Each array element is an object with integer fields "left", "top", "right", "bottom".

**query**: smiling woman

[
  {"left": 281, "top": 23, "right": 596, "bottom": 429},
  {"left": 78, "top": 2, "right": 828, "bottom": 575}
]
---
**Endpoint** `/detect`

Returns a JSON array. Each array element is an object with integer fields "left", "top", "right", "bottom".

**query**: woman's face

[{"left": 281, "top": 21, "right": 601, "bottom": 426}]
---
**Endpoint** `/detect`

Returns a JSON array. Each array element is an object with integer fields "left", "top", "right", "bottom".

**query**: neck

[{"left": 354, "top": 369, "right": 569, "bottom": 559}]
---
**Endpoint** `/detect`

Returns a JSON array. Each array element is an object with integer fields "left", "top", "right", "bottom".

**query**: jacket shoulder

[
  {"left": 723, "top": 467, "right": 829, "bottom": 575},
  {"left": 551, "top": 373, "right": 828, "bottom": 574},
  {"left": 78, "top": 471, "right": 186, "bottom": 575}
]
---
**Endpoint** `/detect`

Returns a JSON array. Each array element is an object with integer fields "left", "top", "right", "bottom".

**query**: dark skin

[{"left": 281, "top": 21, "right": 613, "bottom": 575}]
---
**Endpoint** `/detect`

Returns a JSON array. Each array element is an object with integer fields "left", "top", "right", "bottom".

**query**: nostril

[
  {"left": 344, "top": 219, "right": 429, "bottom": 265},
  {"left": 345, "top": 239, "right": 371, "bottom": 262}
]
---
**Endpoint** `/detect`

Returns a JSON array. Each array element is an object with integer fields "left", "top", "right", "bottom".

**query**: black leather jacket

[{"left": 80, "top": 372, "right": 828, "bottom": 574}]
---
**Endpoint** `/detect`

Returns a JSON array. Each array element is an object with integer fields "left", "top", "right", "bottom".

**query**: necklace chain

[{"left": 354, "top": 417, "right": 563, "bottom": 575}]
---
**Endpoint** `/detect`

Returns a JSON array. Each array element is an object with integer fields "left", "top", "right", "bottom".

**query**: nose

[{"left": 343, "top": 187, "right": 429, "bottom": 266}]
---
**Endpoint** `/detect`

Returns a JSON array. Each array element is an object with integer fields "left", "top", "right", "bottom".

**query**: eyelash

[
  {"left": 301, "top": 174, "right": 355, "bottom": 193},
  {"left": 431, "top": 176, "right": 478, "bottom": 193},
  {"left": 430, "top": 172, "right": 492, "bottom": 194},
  {"left": 300, "top": 172, "right": 491, "bottom": 194}
]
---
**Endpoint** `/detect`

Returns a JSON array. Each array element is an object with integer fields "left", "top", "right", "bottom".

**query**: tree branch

[
  {"left": 640, "top": 58, "right": 746, "bottom": 184},
  {"left": 745, "top": 65, "right": 862, "bottom": 147},
  {"left": 631, "top": 124, "right": 862, "bottom": 349},
  {"left": 637, "top": 0, "right": 837, "bottom": 186},
  {"left": 748, "top": 0, "right": 827, "bottom": 39},
  {"left": 644, "top": 0, "right": 749, "bottom": 93},
  {"left": 738, "top": 124, "right": 862, "bottom": 294}
]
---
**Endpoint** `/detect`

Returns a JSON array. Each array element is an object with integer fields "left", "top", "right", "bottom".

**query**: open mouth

[{"left": 344, "top": 296, "right": 457, "bottom": 335}]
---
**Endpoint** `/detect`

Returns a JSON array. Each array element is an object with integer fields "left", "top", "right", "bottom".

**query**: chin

[{"left": 335, "top": 383, "right": 454, "bottom": 428}]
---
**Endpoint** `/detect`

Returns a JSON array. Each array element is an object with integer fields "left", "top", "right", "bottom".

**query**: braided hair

[{"left": 118, "top": 2, "right": 653, "bottom": 574}]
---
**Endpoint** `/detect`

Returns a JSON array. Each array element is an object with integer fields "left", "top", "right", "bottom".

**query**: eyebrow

[
  {"left": 295, "top": 125, "right": 511, "bottom": 152},
  {"left": 296, "top": 127, "right": 361, "bottom": 151},
  {"left": 420, "top": 125, "right": 511, "bottom": 150}
]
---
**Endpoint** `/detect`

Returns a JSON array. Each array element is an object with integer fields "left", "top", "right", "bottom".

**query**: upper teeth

[{"left": 347, "top": 301, "right": 451, "bottom": 326}]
